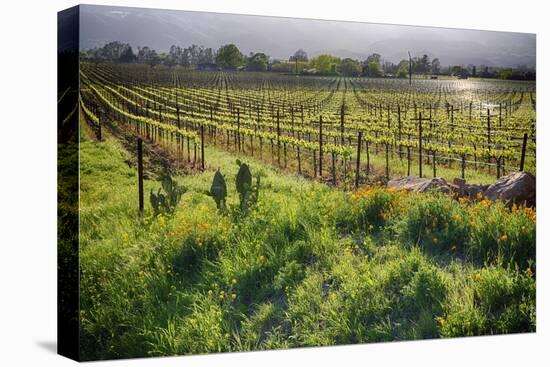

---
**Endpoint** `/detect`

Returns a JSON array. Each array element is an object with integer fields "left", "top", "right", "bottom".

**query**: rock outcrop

[
  {"left": 386, "top": 172, "right": 535, "bottom": 207},
  {"left": 387, "top": 177, "right": 453, "bottom": 193},
  {"left": 484, "top": 172, "right": 536, "bottom": 207}
]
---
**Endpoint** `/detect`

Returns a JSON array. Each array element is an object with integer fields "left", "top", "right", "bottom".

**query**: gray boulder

[
  {"left": 387, "top": 176, "right": 453, "bottom": 194},
  {"left": 484, "top": 172, "right": 536, "bottom": 207}
]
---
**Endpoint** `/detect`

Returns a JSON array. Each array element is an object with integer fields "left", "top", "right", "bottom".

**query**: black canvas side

[{"left": 57, "top": 5, "right": 80, "bottom": 362}]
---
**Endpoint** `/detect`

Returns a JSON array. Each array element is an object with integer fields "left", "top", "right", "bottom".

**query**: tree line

[{"left": 81, "top": 41, "right": 535, "bottom": 80}]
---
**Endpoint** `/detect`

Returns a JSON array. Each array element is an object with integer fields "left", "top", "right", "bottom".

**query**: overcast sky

[{"left": 78, "top": 4, "right": 536, "bottom": 68}]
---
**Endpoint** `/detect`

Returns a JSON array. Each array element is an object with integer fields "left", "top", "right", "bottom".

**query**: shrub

[
  {"left": 467, "top": 201, "right": 536, "bottom": 268},
  {"left": 439, "top": 307, "right": 487, "bottom": 337},
  {"left": 473, "top": 266, "right": 535, "bottom": 333},
  {"left": 335, "top": 187, "right": 400, "bottom": 233},
  {"left": 440, "top": 266, "right": 535, "bottom": 337},
  {"left": 402, "top": 265, "right": 447, "bottom": 315},
  {"left": 394, "top": 194, "right": 470, "bottom": 254}
]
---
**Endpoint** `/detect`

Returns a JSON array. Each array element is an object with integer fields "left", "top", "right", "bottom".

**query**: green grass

[{"left": 78, "top": 127, "right": 536, "bottom": 360}]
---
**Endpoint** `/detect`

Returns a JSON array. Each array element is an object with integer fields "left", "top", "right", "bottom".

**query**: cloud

[{"left": 108, "top": 10, "right": 130, "bottom": 18}]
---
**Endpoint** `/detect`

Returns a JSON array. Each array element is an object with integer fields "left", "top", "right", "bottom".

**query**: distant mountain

[{"left": 79, "top": 5, "right": 536, "bottom": 68}]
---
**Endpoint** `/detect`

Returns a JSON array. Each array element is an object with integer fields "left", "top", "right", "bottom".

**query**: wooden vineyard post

[
  {"left": 413, "top": 112, "right": 431, "bottom": 178},
  {"left": 277, "top": 109, "right": 281, "bottom": 167},
  {"left": 487, "top": 109, "right": 491, "bottom": 162},
  {"left": 236, "top": 108, "right": 241, "bottom": 152},
  {"left": 319, "top": 115, "right": 323, "bottom": 177},
  {"left": 482, "top": 108, "right": 492, "bottom": 170},
  {"left": 407, "top": 145, "right": 411, "bottom": 176},
  {"left": 137, "top": 138, "right": 144, "bottom": 213},
  {"left": 297, "top": 142, "right": 302, "bottom": 175},
  {"left": 365, "top": 139, "right": 370, "bottom": 177},
  {"left": 461, "top": 154, "right": 466, "bottom": 179},
  {"left": 340, "top": 104, "right": 345, "bottom": 145},
  {"left": 200, "top": 125, "right": 205, "bottom": 171},
  {"left": 385, "top": 143, "right": 389, "bottom": 179},
  {"left": 355, "top": 131, "right": 362, "bottom": 188},
  {"left": 313, "top": 150, "right": 317, "bottom": 178},
  {"left": 97, "top": 108, "right": 102, "bottom": 141},
  {"left": 499, "top": 103, "right": 502, "bottom": 128},
  {"left": 397, "top": 105, "right": 402, "bottom": 159},
  {"left": 520, "top": 132, "right": 528, "bottom": 171},
  {"left": 418, "top": 114, "right": 423, "bottom": 177},
  {"left": 331, "top": 136, "right": 337, "bottom": 186},
  {"left": 193, "top": 139, "right": 197, "bottom": 166},
  {"left": 210, "top": 105, "right": 213, "bottom": 138}
]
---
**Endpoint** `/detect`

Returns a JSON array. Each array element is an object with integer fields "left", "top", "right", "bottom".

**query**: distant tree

[
  {"left": 198, "top": 47, "right": 215, "bottom": 65},
  {"left": 397, "top": 60, "right": 409, "bottom": 78},
  {"left": 290, "top": 49, "right": 308, "bottom": 62},
  {"left": 451, "top": 65, "right": 464, "bottom": 76},
  {"left": 289, "top": 49, "right": 309, "bottom": 74},
  {"left": 247, "top": 52, "right": 269, "bottom": 72},
  {"left": 148, "top": 51, "right": 161, "bottom": 69},
  {"left": 365, "top": 53, "right": 382, "bottom": 65},
  {"left": 137, "top": 46, "right": 150, "bottom": 63},
  {"left": 337, "top": 58, "right": 361, "bottom": 76},
  {"left": 363, "top": 53, "right": 382, "bottom": 76},
  {"left": 215, "top": 44, "right": 243, "bottom": 69},
  {"left": 431, "top": 58, "right": 441, "bottom": 74},
  {"left": 119, "top": 46, "right": 136, "bottom": 63},
  {"left": 165, "top": 45, "right": 182, "bottom": 67},
  {"left": 270, "top": 61, "right": 295, "bottom": 73},
  {"left": 88, "top": 47, "right": 105, "bottom": 67},
  {"left": 101, "top": 41, "right": 126, "bottom": 62},
  {"left": 499, "top": 69, "right": 513, "bottom": 80},
  {"left": 419, "top": 54, "right": 431, "bottom": 73},
  {"left": 309, "top": 54, "right": 340, "bottom": 75},
  {"left": 383, "top": 60, "right": 397, "bottom": 75},
  {"left": 137, "top": 46, "right": 161, "bottom": 68},
  {"left": 366, "top": 61, "right": 382, "bottom": 77}
]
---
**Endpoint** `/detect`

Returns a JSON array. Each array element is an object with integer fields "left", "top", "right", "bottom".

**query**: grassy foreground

[{"left": 79, "top": 127, "right": 536, "bottom": 360}]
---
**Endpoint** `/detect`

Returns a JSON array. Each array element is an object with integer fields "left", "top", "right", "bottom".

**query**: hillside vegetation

[{"left": 79, "top": 124, "right": 535, "bottom": 360}]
